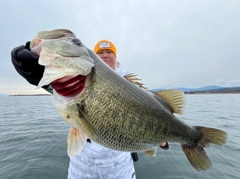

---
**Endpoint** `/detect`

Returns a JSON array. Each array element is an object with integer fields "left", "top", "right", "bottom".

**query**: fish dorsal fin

[
  {"left": 124, "top": 73, "right": 149, "bottom": 90},
  {"left": 154, "top": 90, "right": 186, "bottom": 115},
  {"left": 67, "top": 127, "right": 87, "bottom": 156}
]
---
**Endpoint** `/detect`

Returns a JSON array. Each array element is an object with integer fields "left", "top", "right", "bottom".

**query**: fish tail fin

[{"left": 182, "top": 126, "right": 227, "bottom": 171}]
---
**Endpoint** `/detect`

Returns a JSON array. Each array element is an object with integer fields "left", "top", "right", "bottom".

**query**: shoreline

[
  {"left": 185, "top": 92, "right": 240, "bottom": 94},
  {"left": 7, "top": 92, "right": 240, "bottom": 96},
  {"left": 9, "top": 94, "right": 52, "bottom": 96}
]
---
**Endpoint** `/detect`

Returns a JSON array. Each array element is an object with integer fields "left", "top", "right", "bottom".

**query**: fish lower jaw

[{"left": 51, "top": 74, "right": 86, "bottom": 97}]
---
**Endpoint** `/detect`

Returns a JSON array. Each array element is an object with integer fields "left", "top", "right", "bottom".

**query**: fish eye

[{"left": 72, "top": 38, "right": 81, "bottom": 46}]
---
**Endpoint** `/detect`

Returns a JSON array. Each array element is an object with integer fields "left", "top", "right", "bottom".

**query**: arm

[{"left": 11, "top": 41, "right": 52, "bottom": 94}]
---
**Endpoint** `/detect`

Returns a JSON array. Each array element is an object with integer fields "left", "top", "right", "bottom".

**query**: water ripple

[{"left": 1, "top": 95, "right": 240, "bottom": 179}]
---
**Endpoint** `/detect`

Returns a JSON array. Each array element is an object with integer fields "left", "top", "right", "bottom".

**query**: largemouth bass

[{"left": 30, "top": 29, "right": 227, "bottom": 171}]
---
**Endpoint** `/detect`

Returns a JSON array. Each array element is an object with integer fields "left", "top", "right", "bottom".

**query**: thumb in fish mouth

[
  {"left": 29, "top": 32, "right": 95, "bottom": 88},
  {"left": 30, "top": 36, "right": 42, "bottom": 55}
]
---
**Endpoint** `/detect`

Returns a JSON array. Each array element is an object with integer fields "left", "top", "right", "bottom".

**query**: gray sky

[{"left": 1, "top": 0, "right": 240, "bottom": 94}]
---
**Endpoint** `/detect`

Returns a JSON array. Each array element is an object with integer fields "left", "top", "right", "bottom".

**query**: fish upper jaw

[
  {"left": 50, "top": 74, "right": 86, "bottom": 97},
  {"left": 30, "top": 29, "right": 95, "bottom": 96}
]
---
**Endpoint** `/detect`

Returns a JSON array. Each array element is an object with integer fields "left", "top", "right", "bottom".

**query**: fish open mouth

[{"left": 51, "top": 74, "right": 86, "bottom": 97}]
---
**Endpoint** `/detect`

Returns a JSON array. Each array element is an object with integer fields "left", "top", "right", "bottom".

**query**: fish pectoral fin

[
  {"left": 154, "top": 90, "right": 186, "bottom": 115},
  {"left": 67, "top": 127, "right": 87, "bottom": 156},
  {"left": 144, "top": 148, "right": 157, "bottom": 157},
  {"left": 77, "top": 104, "right": 98, "bottom": 138},
  {"left": 124, "top": 73, "right": 150, "bottom": 90}
]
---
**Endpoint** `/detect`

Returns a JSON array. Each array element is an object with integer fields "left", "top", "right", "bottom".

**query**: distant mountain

[
  {"left": 152, "top": 85, "right": 240, "bottom": 94},
  {"left": 2, "top": 86, "right": 240, "bottom": 96},
  {"left": 175, "top": 85, "right": 223, "bottom": 92},
  {"left": 186, "top": 86, "right": 240, "bottom": 94}
]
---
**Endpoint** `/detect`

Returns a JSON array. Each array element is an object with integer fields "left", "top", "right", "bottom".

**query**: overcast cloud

[{"left": 1, "top": 0, "right": 240, "bottom": 94}]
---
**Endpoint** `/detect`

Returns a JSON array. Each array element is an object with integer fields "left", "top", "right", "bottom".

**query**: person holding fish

[{"left": 11, "top": 37, "right": 169, "bottom": 179}]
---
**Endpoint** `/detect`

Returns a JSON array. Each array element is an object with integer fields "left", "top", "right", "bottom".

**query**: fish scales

[
  {"left": 66, "top": 50, "right": 199, "bottom": 151},
  {"left": 29, "top": 29, "right": 227, "bottom": 171}
]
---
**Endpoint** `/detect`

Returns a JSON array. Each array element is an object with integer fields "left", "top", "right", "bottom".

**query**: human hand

[
  {"left": 160, "top": 141, "right": 169, "bottom": 150},
  {"left": 11, "top": 41, "right": 44, "bottom": 86}
]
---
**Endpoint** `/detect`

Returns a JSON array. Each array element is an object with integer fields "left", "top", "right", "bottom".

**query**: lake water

[{"left": 0, "top": 94, "right": 239, "bottom": 179}]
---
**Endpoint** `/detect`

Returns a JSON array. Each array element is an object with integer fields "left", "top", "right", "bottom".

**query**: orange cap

[{"left": 94, "top": 40, "right": 117, "bottom": 56}]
